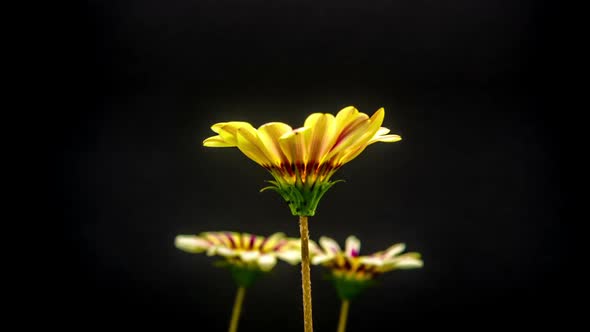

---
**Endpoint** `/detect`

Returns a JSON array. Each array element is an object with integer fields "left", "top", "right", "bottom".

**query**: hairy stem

[{"left": 299, "top": 215, "right": 314, "bottom": 332}]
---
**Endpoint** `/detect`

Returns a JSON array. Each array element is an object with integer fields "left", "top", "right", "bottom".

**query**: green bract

[{"left": 261, "top": 179, "right": 343, "bottom": 216}]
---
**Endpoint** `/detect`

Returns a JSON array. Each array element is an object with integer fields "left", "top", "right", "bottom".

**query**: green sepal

[
  {"left": 261, "top": 179, "right": 344, "bottom": 216},
  {"left": 330, "top": 274, "right": 376, "bottom": 301},
  {"left": 213, "top": 261, "right": 265, "bottom": 288}
]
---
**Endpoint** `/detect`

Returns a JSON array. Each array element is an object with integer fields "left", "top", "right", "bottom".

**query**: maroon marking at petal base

[
  {"left": 224, "top": 232, "right": 236, "bottom": 248},
  {"left": 249, "top": 234, "right": 256, "bottom": 250}
]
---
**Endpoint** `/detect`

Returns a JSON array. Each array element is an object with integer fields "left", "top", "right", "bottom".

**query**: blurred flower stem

[
  {"left": 299, "top": 216, "right": 313, "bottom": 332},
  {"left": 337, "top": 300, "right": 350, "bottom": 332},
  {"left": 228, "top": 286, "right": 246, "bottom": 332}
]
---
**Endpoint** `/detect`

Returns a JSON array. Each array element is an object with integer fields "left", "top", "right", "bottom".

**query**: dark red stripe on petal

[
  {"left": 343, "top": 258, "right": 352, "bottom": 271},
  {"left": 249, "top": 234, "right": 256, "bottom": 250},
  {"left": 225, "top": 232, "right": 236, "bottom": 249},
  {"left": 333, "top": 117, "right": 368, "bottom": 148},
  {"left": 258, "top": 236, "right": 270, "bottom": 252},
  {"left": 356, "top": 264, "right": 367, "bottom": 273},
  {"left": 214, "top": 233, "right": 227, "bottom": 246},
  {"left": 273, "top": 239, "right": 288, "bottom": 251}
]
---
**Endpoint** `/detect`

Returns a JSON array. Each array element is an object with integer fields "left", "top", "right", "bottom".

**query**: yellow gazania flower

[
  {"left": 311, "top": 235, "right": 423, "bottom": 281},
  {"left": 175, "top": 231, "right": 301, "bottom": 272},
  {"left": 311, "top": 236, "right": 423, "bottom": 332},
  {"left": 203, "top": 106, "right": 401, "bottom": 216},
  {"left": 176, "top": 232, "right": 302, "bottom": 332}
]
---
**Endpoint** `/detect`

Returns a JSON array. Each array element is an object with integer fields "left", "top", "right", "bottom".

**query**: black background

[{"left": 59, "top": 0, "right": 568, "bottom": 330}]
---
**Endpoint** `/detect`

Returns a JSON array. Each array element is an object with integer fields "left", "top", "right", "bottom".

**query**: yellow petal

[
  {"left": 356, "top": 108, "right": 385, "bottom": 146},
  {"left": 210, "top": 122, "right": 228, "bottom": 133},
  {"left": 326, "top": 119, "right": 370, "bottom": 161},
  {"left": 203, "top": 135, "right": 234, "bottom": 147},
  {"left": 212, "top": 121, "right": 253, "bottom": 134},
  {"left": 217, "top": 122, "right": 256, "bottom": 146},
  {"left": 337, "top": 108, "right": 387, "bottom": 164},
  {"left": 257, "top": 122, "right": 293, "bottom": 166},
  {"left": 376, "top": 127, "right": 391, "bottom": 136},
  {"left": 304, "top": 113, "right": 338, "bottom": 164},
  {"left": 311, "top": 254, "right": 334, "bottom": 265},
  {"left": 303, "top": 113, "right": 323, "bottom": 128},
  {"left": 368, "top": 134, "right": 402, "bottom": 145},
  {"left": 237, "top": 233, "right": 249, "bottom": 250},
  {"left": 334, "top": 106, "right": 363, "bottom": 134},
  {"left": 236, "top": 126, "right": 272, "bottom": 166},
  {"left": 278, "top": 127, "right": 311, "bottom": 165},
  {"left": 251, "top": 236, "right": 265, "bottom": 251},
  {"left": 326, "top": 108, "right": 377, "bottom": 161}
]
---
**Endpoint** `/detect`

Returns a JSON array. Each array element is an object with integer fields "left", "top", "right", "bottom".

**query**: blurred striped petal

[
  {"left": 216, "top": 246, "right": 238, "bottom": 257},
  {"left": 258, "top": 254, "right": 278, "bottom": 271},
  {"left": 345, "top": 235, "right": 361, "bottom": 257},
  {"left": 359, "top": 256, "right": 385, "bottom": 267},
  {"left": 311, "top": 254, "right": 334, "bottom": 265},
  {"left": 240, "top": 250, "right": 260, "bottom": 262},
  {"left": 203, "top": 232, "right": 225, "bottom": 246},
  {"left": 206, "top": 246, "right": 217, "bottom": 256},
  {"left": 174, "top": 235, "right": 210, "bottom": 253},
  {"left": 390, "top": 255, "right": 424, "bottom": 269},
  {"left": 383, "top": 243, "right": 406, "bottom": 259},
  {"left": 240, "top": 233, "right": 255, "bottom": 250},
  {"left": 319, "top": 236, "right": 342, "bottom": 254},
  {"left": 261, "top": 232, "right": 286, "bottom": 252},
  {"left": 307, "top": 239, "right": 323, "bottom": 255},
  {"left": 276, "top": 250, "right": 301, "bottom": 265}
]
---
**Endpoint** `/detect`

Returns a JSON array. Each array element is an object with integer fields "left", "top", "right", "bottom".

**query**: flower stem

[
  {"left": 337, "top": 300, "right": 350, "bottom": 332},
  {"left": 228, "top": 286, "right": 246, "bottom": 332},
  {"left": 299, "top": 215, "right": 314, "bottom": 332}
]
